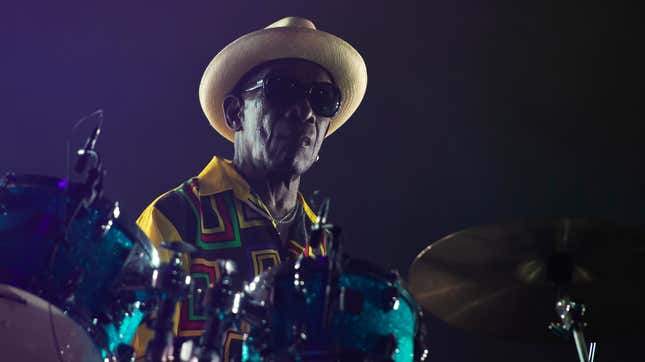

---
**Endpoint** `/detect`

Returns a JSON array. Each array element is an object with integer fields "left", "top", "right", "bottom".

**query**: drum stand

[
  {"left": 549, "top": 297, "right": 597, "bottom": 362},
  {"left": 193, "top": 260, "right": 239, "bottom": 362},
  {"left": 145, "top": 242, "right": 194, "bottom": 362}
]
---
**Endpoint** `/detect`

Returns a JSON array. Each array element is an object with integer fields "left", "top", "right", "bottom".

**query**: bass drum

[
  {"left": 241, "top": 255, "right": 429, "bottom": 362},
  {"left": 0, "top": 174, "right": 159, "bottom": 361},
  {"left": 0, "top": 284, "right": 99, "bottom": 361}
]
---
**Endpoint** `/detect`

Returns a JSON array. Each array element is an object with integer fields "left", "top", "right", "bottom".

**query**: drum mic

[
  {"left": 65, "top": 109, "right": 105, "bottom": 220},
  {"left": 308, "top": 195, "right": 330, "bottom": 252},
  {"left": 74, "top": 126, "right": 100, "bottom": 173},
  {"left": 74, "top": 109, "right": 103, "bottom": 174}
]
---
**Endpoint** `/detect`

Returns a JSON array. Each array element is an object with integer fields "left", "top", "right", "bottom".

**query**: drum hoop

[{"left": 341, "top": 257, "right": 420, "bottom": 310}]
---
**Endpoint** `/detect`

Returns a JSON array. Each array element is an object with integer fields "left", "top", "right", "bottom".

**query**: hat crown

[{"left": 265, "top": 16, "right": 317, "bottom": 30}]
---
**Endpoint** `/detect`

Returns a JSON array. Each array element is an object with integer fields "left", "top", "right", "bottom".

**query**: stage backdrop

[{"left": 2, "top": 1, "right": 643, "bottom": 361}]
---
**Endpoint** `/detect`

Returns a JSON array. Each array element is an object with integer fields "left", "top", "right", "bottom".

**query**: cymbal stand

[{"left": 549, "top": 297, "right": 597, "bottom": 362}]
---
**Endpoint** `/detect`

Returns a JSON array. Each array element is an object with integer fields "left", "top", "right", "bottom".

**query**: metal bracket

[{"left": 549, "top": 297, "right": 596, "bottom": 362}]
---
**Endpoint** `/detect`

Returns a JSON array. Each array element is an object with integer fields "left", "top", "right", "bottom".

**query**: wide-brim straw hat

[{"left": 199, "top": 17, "right": 367, "bottom": 142}]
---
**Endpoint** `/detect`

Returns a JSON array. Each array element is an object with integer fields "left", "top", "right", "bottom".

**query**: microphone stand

[
  {"left": 48, "top": 112, "right": 107, "bottom": 282},
  {"left": 307, "top": 196, "right": 342, "bottom": 330},
  {"left": 63, "top": 111, "right": 106, "bottom": 241},
  {"left": 70, "top": 109, "right": 105, "bottom": 214}
]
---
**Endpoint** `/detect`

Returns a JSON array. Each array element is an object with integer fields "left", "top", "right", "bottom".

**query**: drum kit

[{"left": 1, "top": 115, "right": 644, "bottom": 361}]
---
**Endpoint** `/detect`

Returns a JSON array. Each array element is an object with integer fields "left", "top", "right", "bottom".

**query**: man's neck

[{"left": 232, "top": 158, "right": 300, "bottom": 220}]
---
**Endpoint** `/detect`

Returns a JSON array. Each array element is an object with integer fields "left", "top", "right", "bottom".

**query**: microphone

[
  {"left": 308, "top": 196, "right": 331, "bottom": 253},
  {"left": 73, "top": 109, "right": 103, "bottom": 174},
  {"left": 74, "top": 117, "right": 102, "bottom": 173}
]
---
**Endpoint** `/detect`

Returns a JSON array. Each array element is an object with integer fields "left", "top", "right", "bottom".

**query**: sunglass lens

[
  {"left": 309, "top": 83, "right": 341, "bottom": 117},
  {"left": 265, "top": 76, "right": 300, "bottom": 106}
]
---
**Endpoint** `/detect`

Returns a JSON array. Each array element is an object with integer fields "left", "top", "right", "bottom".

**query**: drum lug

[
  {"left": 339, "top": 287, "right": 363, "bottom": 315},
  {"left": 97, "top": 309, "right": 115, "bottom": 324},
  {"left": 376, "top": 333, "right": 398, "bottom": 360},
  {"left": 139, "top": 298, "right": 158, "bottom": 314},
  {"left": 386, "top": 269, "right": 401, "bottom": 284},
  {"left": 287, "top": 322, "right": 309, "bottom": 357},
  {"left": 247, "top": 326, "right": 272, "bottom": 353},
  {"left": 96, "top": 292, "right": 128, "bottom": 325},
  {"left": 292, "top": 322, "right": 308, "bottom": 342},
  {"left": 99, "top": 201, "right": 120, "bottom": 237},
  {"left": 240, "top": 299, "right": 270, "bottom": 327},
  {"left": 381, "top": 287, "right": 400, "bottom": 311},
  {"left": 63, "top": 268, "right": 85, "bottom": 302}
]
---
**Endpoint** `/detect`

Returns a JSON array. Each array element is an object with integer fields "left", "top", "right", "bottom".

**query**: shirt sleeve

[{"left": 131, "top": 200, "right": 190, "bottom": 359}]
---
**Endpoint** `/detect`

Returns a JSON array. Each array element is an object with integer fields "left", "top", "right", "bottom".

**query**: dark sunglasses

[{"left": 241, "top": 74, "right": 342, "bottom": 118}]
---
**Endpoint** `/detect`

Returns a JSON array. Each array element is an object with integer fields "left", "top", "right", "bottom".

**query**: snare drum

[
  {"left": 0, "top": 174, "right": 159, "bottom": 361},
  {"left": 241, "top": 255, "right": 428, "bottom": 362}
]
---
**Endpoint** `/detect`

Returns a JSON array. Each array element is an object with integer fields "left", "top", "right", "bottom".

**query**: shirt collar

[
  {"left": 197, "top": 156, "right": 251, "bottom": 200},
  {"left": 196, "top": 155, "right": 318, "bottom": 223}
]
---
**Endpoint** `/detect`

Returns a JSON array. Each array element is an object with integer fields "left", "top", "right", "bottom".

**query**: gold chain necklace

[{"left": 275, "top": 205, "right": 298, "bottom": 224}]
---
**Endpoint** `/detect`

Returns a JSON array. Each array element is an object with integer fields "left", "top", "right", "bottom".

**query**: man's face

[{"left": 227, "top": 59, "right": 334, "bottom": 176}]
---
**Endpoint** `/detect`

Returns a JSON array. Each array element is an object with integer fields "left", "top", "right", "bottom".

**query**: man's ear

[{"left": 223, "top": 94, "right": 244, "bottom": 132}]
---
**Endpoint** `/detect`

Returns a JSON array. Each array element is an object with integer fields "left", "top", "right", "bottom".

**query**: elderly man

[{"left": 132, "top": 16, "right": 367, "bottom": 360}]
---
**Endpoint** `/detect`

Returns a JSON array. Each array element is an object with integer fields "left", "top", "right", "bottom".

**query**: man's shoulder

[
  {"left": 147, "top": 177, "right": 200, "bottom": 216},
  {"left": 138, "top": 177, "right": 201, "bottom": 244}
]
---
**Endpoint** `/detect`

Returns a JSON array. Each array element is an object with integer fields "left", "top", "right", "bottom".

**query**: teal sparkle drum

[
  {"left": 241, "top": 255, "right": 429, "bottom": 362},
  {"left": 0, "top": 174, "right": 159, "bottom": 361}
]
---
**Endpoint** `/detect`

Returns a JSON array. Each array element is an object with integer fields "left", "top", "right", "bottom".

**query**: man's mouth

[{"left": 273, "top": 131, "right": 313, "bottom": 149}]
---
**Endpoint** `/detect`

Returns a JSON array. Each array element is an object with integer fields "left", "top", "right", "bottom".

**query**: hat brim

[{"left": 199, "top": 27, "right": 367, "bottom": 142}]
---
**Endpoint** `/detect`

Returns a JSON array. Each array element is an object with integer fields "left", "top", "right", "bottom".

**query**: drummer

[{"left": 132, "top": 17, "right": 367, "bottom": 360}]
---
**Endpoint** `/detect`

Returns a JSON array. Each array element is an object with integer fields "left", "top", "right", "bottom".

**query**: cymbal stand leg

[
  {"left": 572, "top": 328, "right": 589, "bottom": 362},
  {"left": 588, "top": 342, "right": 596, "bottom": 362}
]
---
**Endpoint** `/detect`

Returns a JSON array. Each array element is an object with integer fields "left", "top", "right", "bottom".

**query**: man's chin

[{"left": 269, "top": 149, "right": 310, "bottom": 173}]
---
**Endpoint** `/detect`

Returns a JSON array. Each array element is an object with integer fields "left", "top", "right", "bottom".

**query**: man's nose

[{"left": 284, "top": 97, "right": 315, "bottom": 124}]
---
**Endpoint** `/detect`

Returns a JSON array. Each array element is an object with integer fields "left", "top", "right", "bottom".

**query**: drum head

[{"left": 0, "top": 284, "right": 100, "bottom": 362}]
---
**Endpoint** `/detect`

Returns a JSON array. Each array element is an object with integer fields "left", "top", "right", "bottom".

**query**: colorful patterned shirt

[{"left": 132, "top": 155, "right": 325, "bottom": 359}]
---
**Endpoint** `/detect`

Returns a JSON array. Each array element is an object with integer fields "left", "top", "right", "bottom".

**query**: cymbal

[{"left": 408, "top": 218, "right": 645, "bottom": 342}]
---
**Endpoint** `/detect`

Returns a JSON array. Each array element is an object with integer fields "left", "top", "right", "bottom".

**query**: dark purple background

[{"left": 1, "top": 1, "right": 643, "bottom": 361}]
